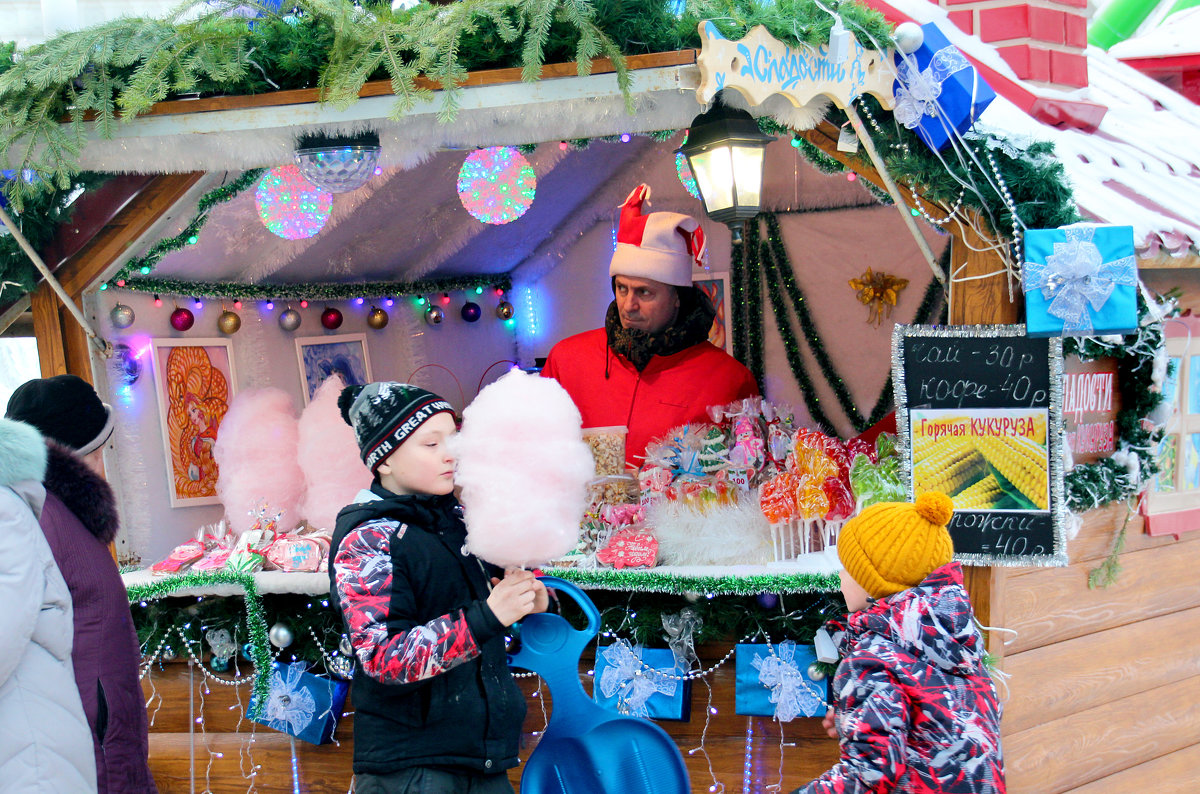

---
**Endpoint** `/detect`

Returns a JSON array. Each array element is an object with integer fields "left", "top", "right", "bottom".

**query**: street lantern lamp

[{"left": 676, "top": 100, "right": 774, "bottom": 242}]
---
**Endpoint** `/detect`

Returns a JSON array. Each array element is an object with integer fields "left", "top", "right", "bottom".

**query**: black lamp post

[{"left": 676, "top": 99, "right": 774, "bottom": 243}]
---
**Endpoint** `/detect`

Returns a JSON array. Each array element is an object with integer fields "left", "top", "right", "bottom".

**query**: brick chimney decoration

[{"left": 942, "top": 0, "right": 1090, "bottom": 89}]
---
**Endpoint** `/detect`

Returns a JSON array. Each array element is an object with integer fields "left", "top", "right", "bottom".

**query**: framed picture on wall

[
  {"left": 295, "top": 334, "right": 373, "bottom": 406},
  {"left": 694, "top": 271, "right": 733, "bottom": 354},
  {"left": 150, "top": 338, "right": 237, "bottom": 508}
]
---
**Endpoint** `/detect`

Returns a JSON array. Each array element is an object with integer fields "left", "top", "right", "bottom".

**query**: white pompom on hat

[{"left": 609, "top": 184, "right": 707, "bottom": 287}]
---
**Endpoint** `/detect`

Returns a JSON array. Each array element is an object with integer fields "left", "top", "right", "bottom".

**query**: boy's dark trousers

[{"left": 356, "top": 768, "right": 515, "bottom": 793}]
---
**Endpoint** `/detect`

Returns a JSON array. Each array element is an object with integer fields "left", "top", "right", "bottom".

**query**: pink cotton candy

[
  {"left": 214, "top": 388, "right": 306, "bottom": 534},
  {"left": 297, "top": 376, "right": 371, "bottom": 531},
  {"left": 453, "top": 369, "right": 594, "bottom": 568}
]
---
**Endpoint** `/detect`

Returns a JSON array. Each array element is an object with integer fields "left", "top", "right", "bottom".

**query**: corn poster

[{"left": 894, "top": 325, "right": 1067, "bottom": 567}]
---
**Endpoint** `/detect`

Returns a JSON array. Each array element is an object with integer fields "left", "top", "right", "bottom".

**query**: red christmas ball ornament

[
  {"left": 320, "top": 306, "right": 344, "bottom": 330},
  {"left": 170, "top": 306, "right": 195, "bottom": 331}
]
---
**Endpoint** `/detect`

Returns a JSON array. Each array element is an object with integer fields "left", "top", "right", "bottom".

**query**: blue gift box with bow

[
  {"left": 735, "top": 643, "right": 827, "bottom": 721},
  {"left": 1023, "top": 224, "right": 1138, "bottom": 338},
  {"left": 593, "top": 642, "right": 691, "bottom": 721},
  {"left": 248, "top": 661, "right": 351, "bottom": 745},
  {"left": 893, "top": 23, "right": 995, "bottom": 152}
]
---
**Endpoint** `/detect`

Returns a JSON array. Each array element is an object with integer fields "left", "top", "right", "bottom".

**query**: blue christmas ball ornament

[
  {"left": 210, "top": 656, "right": 231, "bottom": 673},
  {"left": 241, "top": 642, "right": 254, "bottom": 660}
]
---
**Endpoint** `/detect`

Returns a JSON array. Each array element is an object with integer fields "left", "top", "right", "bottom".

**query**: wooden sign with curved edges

[{"left": 696, "top": 21, "right": 896, "bottom": 111}]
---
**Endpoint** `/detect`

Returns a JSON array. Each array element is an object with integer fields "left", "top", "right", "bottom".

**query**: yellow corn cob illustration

[
  {"left": 1030, "top": 414, "right": 1047, "bottom": 446},
  {"left": 953, "top": 474, "right": 1003, "bottom": 509},
  {"left": 975, "top": 435, "right": 1048, "bottom": 509},
  {"left": 914, "top": 436, "right": 986, "bottom": 496}
]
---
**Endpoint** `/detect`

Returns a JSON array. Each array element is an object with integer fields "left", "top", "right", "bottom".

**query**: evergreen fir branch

[{"left": 522, "top": 0, "right": 561, "bottom": 83}]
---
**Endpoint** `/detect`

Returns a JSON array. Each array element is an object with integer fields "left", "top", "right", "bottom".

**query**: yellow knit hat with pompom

[{"left": 837, "top": 492, "right": 955, "bottom": 600}]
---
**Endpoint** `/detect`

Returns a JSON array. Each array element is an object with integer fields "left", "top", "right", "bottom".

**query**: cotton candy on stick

[
  {"left": 297, "top": 375, "right": 371, "bottom": 531},
  {"left": 453, "top": 369, "right": 594, "bottom": 569},
  {"left": 213, "top": 388, "right": 305, "bottom": 534}
]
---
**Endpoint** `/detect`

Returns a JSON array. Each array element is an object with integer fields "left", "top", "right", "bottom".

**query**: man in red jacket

[{"left": 542, "top": 184, "right": 759, "bottom": 469}]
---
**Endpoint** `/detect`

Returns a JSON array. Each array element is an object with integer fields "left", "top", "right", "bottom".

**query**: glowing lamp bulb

[
  {"left": 847, "top": 172, "right": 857, "bottom": 181},
  {"left": 140, "top": 266, "right": 152, "bottom": 275},
  {"left": 441, "top": 293, "right": 451, "bottom": 305},
  {"left": 384, "top": 297, "right": 394, "bottom": 307},
  {"left": 234, "top": 300, "right": 243, "bottom": 309},
  {"left": 99, "top": 283, "right": 108, "bottom": 291},
  {"left": 265, "top": 301, "right": 275, "bottom": 310},
  {"left": 559, "top": 141, "right": 569, "bottom": 151},
  {"left": 354, "top": 297, "right": 364, "bottom": 306},
  {"left": 417, "top": 296, "right": 426, "bottom": 306},
  {"left": 620, "top": 133, "right": 631, "bottom": 143},
  {"left": 193, "top": 299, "right": 202, "bottom": 309},
  {"left": 475, "top": 286, "right": 483, "bottom": 295},
  {"left": 299, "top": 300, "right": 309, "bottom": 309},
  {"left": 116, "top": 279, "right": 126, "bottom": 287},
  {"left": 154, "top": 296, "right": 163, "bottom": 308}
]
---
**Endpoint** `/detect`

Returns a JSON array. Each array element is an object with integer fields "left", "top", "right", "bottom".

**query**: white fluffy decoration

[
  {"left": 649, "top": 499, "right": 775, "bottom": 567},
  {"left": 453, "top": 369, "right": 594, "bottom": 569}
]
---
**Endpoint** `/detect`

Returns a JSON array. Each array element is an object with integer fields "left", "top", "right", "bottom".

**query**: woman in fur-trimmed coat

[
  {"left": 0, "top": 418, "right": 97, "bottom": 792},
  {"left": 40, "top": 441, "right": 157, "bottom": 793}
]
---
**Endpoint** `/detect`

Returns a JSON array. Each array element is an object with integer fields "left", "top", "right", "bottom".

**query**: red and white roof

[{"left": 875, "top": 0, "right": 1200, "bottom": 261}]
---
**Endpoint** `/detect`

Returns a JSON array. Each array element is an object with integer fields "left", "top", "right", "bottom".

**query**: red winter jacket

[
  {"left": 541, "top": 328, "right": 759, "bottom": 468},
  {"left": 795, "top": 563, "right": 1005, "bottom": 794}
]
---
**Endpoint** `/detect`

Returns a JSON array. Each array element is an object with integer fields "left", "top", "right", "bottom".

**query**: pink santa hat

[{"left": 609, "top": 184, "right": 707, "bottom": 287}]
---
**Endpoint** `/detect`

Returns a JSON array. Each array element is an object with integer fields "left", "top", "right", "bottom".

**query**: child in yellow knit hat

[{"left": 791, "top": 492, "right": 1006, "bottom": 794}]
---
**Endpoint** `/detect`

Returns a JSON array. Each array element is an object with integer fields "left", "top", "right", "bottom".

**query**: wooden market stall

[{"left": 4, "top": 2, "right": 1200, "bottom": 793}]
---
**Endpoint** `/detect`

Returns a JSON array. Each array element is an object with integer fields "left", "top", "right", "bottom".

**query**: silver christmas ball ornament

[
  {"left": 425, "top": 304, "right": 445, "bottom": 325},
  {"left": 893, "top": 22, "right": 924, "bottom": 55},
  {"left": 807, "top": 662, "right": 826, "bottom": 681},
  {"left": 496, "top": 300, "right": 515, "bottom": 320},
  {"left": 269, "top": 623, "right": 295, "bottom": 649},
  {"left": 330, "top": 654, "right": 355, "bottom": 679},
  {"left": 279, "top": 308, "right": 302, "bottom": 332},
  {"left": 110, "top": 303, "right": 135, "bottom": 329},
  {"left": 339, "top": 636, "right": 353, "bottom": 656}
]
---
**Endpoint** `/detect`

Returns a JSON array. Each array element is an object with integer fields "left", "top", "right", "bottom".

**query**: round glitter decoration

[
  {"left": 255, "top": 164, "right": 333, "bottom": 240},
  {"left": 456, "top": 146, "right": 537, "bottom": 225},
  {"left": 675, "top": 151, "right": 701, "bottom": 200}
]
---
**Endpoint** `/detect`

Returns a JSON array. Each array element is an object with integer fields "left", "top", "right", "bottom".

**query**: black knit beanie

[
  {"left": 6, "top": 374, "right": 115, "bottom": 455},
  {"left": 338, "top": 382, "right": 456, "bottom": 472}
]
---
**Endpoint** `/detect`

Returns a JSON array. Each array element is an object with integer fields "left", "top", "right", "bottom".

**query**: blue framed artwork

[{"left": 295, "top": 334, "right": 373, "bottom": 405}]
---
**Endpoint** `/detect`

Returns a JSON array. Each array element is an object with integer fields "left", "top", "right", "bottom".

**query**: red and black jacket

[{"left": 329, "top": 484, "right": 525, "bottom": 776}]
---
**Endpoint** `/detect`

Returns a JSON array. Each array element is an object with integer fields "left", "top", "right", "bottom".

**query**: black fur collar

[
  {"left": 43, "top": 441, "right": 119, "bottom": 543},
  {"left": 604, "top": 288, "right": 716, "bottom": 371}
]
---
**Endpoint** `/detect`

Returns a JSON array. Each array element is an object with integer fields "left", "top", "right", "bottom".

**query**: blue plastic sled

[{"left": 508, "top": 576, "right": 690, "bottom": 794}]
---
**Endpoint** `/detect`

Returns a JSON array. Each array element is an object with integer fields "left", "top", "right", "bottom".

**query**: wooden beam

[
  {"left": 31, "top": 285, "right": 68, "bottom": 379},
  {"left": 948, "top": 215, "right": 1022, "bottom": 325},
  {"left": 56, "top": 172, "right": 204, "bottom": 297},
  {"left": 92, "top": 50, "right": 698, "bottom": 121}
]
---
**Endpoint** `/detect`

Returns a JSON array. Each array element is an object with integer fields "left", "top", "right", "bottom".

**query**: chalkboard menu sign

[{"left": 893, "top": 325, "right": 1067, "bottom": 567}]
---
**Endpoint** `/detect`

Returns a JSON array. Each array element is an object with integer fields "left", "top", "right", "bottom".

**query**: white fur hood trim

[{"left": 0, "top": 418, "right": 48, "bottom": 488}]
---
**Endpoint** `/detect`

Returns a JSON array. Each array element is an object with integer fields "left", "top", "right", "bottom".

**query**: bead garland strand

[{"left": 592, "top": 630, "right": 759, "bottom": 682}]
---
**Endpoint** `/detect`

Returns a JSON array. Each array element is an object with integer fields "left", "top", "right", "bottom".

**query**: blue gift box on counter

[
  {"left": 735, "top": 643, "right": 827, "bottom": 722},
  {"left": 1023, "top": 224, "right": 1138, "bottom": 338},
  {"left": 593, "top": 642, "right": 691, "bottom": 721},
  {"left": 248, "top": 661, "right": 350, "bottom": 745},
  {"left": 893, "top": 23, "right": 995, "bottom": 152}
]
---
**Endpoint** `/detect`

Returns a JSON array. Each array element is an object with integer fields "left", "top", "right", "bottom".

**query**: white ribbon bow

[
  {"left": 753, "top": 641, "right": 824, "bottom": 723},
  {"left": 662, "top": 608, "right": 703, "bottom": 670},
  {"left": 599, "top": 640, "right": 678, "bottom": 718},
  {"left": 262, "top": 664, "right": 317, "bottom": 736},
  {"left": 1024, "top": 225, "right": 1136, "bottom": 335},
  {"left": 894, "top": 46, "right": 972, "bottom": 129}
]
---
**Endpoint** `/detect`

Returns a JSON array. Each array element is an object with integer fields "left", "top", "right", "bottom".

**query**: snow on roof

[
  {"left": 880, "top": 0, "right": 1200, "bottom": 259},
  {"left": 1108, "top": 7, "right": 1200, "bottom": 60}
]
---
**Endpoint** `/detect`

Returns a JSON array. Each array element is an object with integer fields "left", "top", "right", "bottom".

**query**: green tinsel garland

[
  {"left": 127, "top": 570, "right": 274, "bottom": 707},
  {"left": 1061, "top": 292, "right": 1167, "bottom": 512},
  {"left": 119, "top": 273, "right": 512, "bottom": 301},
  {"left": 552, "top": 567, "right": 839, "bottom": 595},
  {"left": 106, "top": 169, "right": 266, "bottom": 286}
]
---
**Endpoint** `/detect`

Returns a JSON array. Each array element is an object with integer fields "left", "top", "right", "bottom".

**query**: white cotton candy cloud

[{"left": 453, "top": 369, "right": 593, "bottom": 568}]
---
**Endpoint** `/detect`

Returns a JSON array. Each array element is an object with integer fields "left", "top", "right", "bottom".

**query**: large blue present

[
  {"left": 593, "top": 641, "right": 691, "bottom": 721},
  {"left": 893, "top": 23, "right": 995, "bottom": 152},
  {"left": 1023, "top": 224, "right": 1138, "bottom": 338},
  {"left": 735, "top": 642, "right": 827, "bottom": 721},
  {"left": 248, "top": 661, "right": 350, "bottom": 745}
]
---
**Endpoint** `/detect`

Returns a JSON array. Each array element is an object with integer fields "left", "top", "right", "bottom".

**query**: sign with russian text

[
  {"left": 696, "top": 22, "right": 896, "bottom": 111},
  {"left": 894, "top": 325, "right": 1067, "bottom": 567},
  {"left": 1062, "top": 357, "right": 1120, "bottom": 464}
]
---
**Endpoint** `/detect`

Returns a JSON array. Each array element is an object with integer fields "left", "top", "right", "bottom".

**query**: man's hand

[{"left": 486, "top": 569, "right": 539, "bottom": 626}]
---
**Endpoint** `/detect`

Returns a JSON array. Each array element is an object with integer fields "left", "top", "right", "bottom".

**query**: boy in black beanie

[{"left": 330, "top": 382, "right": 546, "bottom": 793}]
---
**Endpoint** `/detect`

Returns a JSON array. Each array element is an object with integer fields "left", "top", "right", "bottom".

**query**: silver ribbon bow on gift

[
  {"left": 1024, "top": 224, "right": 1137, "bottom": 336},
  {"left": 752, "top": 641, "right": 824, "bottom": 723},
  {"left": 662, "top": 607, "right": 703, "bottom": 670},
  {"left": 598, "top": 639, "right": 678, "bottom": 718},
  {"left": 893, "top": 46, "right": 972, "bottom": 129},
  {"left": 262, "top": 664, "right": 317, "bottom": 736},
  {"left": 205, "top": 628, "right": 237, "bottom": 663}
]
